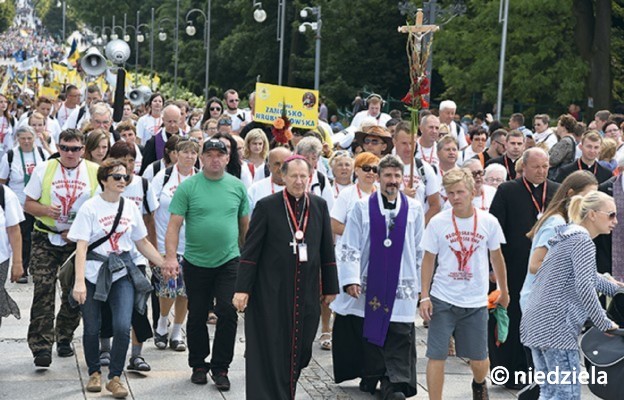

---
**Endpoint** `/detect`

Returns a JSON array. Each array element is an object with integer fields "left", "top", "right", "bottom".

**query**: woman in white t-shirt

[
  {"left": 0, "top": 94, "right": 16, "bottom": 157},
  {"left": 329, "top": 150, "right": 354, "bottom": 199},
  {"left": 151, "top": 139, "right": 199, "bottom": 350},
  {"left": 69, "top": 159, "right": 164, "bottom": 396},
  {"left": 0, "top": 126, "right": 48, "bottom": 283},
  {"left": 28, "top": 112, "right": 56, "bottom": 155},
  {"left": 136, "top": 93, "right": 164, "bottom": 145},
  {"left": 243, "top": 128, "right": 269, "bottom": 183},
  {"left": 0, "top": 184, "right": 25, "bottom": 324}
]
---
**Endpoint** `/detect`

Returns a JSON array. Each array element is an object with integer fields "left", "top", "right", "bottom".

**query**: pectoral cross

[{"left": 290, "top": 238, "right": 298, "bottom": 255}]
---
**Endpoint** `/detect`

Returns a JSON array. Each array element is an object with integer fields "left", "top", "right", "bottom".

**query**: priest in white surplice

[{"left": 331, "top": 155, "right": 424, "bottom": 400}]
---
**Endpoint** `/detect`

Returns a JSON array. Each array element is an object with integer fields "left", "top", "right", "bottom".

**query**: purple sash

[
  {"left": 155, "top": 130, "right": 166, "bottom": 160},
  {"left": 363, "top": 193, "right": 408, "bottom": 347}
]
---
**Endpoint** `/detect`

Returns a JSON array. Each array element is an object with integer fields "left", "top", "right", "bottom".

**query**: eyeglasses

[
  {"left": 494, "top": 141, "right": 506, "bottom": 147},
  {"left": 485, "top": 177, "right": 504, "bottom": 184},
  {"left": 363, "top": 138, "right": 381, "bottom": 145},
  {"left": 471, "top": 170, "right": 484, "bottom": 177},
  {"left": 472, "top": 137, "right": 487, "bottom": 142},
  {"left": 360, "top": 165, "right": 378, "bottom": 173},
  {"left": 107, "top": 173, "right": 130, "bottom": 182},
  {"left": 210, "top": 107, "right": 222, "bottom": 112},
  {"left": 596, "top": 210, "right": 617, "bottom": 220},
  {"left": 59, "top": 144, "right": 84, "bottom": 152}
]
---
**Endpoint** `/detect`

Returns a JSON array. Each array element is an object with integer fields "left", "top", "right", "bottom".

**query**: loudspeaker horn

[
  {"left": 80, "top": 47, "right": 107, "bottom": 76},
  {"left": 127, "top": 85, "right": 152, "bottom": 106},
  {"left": 105, "top": 39, "right": 131, "bottom": 65}
]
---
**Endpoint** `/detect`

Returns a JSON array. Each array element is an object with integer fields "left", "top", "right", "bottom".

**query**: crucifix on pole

[{"left": 398, "top": 9, "right": 439, "bottom": 188}]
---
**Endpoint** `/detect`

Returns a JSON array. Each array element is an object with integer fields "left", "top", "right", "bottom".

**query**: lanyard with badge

[
  {"left": 19, "top": 148, "right": 37, "bottom": 185},
  {"left": 283, "top": 190, "right": 310, "bottom": 262}
]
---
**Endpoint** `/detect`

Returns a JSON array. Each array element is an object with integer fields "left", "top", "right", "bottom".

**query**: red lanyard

[
  {"left": 334, "top": 184, "right": 340, "bottom": 197},
  {"left": 420, "top": 141, "right": 435, "bottom": 164},
  {"left": 271, "top": 179, "right": 277, "bottom": 194},
  {"left": 356, "top": 184, "right": 375, "bottom": 199},
  {"left": 522, "top": 177, "right": 547, "bottom": 214},
  {"left": 153, "top": 116, "right": 162, "bottom": 136},
  {"left": 479, "top": 190, "right": 486, "bottom": 210},
  {"left": 451, "top": 207, "right": 478, "bottom": 262},
  {"left": 176, "top": 165, "right": 194, "bottom": 185},
  {"left": 504, "top": 156, "right": 513, "bottom": 179},
  {"left": 60, "top": 163, "right": 81, "bottom": 216},
  {"left": 283, "top": 190, "right": 310, "bottom": 239},
  {"left": 578, "top": 159, "right": 597, "bottom": 175}
]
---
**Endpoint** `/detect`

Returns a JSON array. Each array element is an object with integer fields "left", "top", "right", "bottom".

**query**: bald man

[
  {"left": 140, "top": 105, "right": 184, "bottom": 175},
  {"left": 247, "top": 147, "right": 292, "bottom": 212},
  {"left": 489, "top": 147, "right": 560, "bottom": 389}
]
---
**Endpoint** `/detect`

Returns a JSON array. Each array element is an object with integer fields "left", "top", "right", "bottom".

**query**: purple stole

[
  {"left": 154, "top": 129, "right": 167, "bottom": 160},
  {"left": 363, "top": 193, "right": 408, "bottom": 347},
  {"left": 612, "top": 176, "right": 624, "bottom": 280}
]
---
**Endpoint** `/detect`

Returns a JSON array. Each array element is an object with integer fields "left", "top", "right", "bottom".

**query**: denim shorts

[{"left": 426, "top": 296, "right": 488, "bottom": 360}]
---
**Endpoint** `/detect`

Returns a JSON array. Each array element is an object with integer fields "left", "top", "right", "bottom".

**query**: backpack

[
  {"left": 415, "top": 157, "right": 428, "bottom": 187},
  {"left": 247, "top": 162, "right": 270, "bottom": 180},
  {"left": 141, "top": 176, "right": 150, "bottom": 213},
  {"left": 0, "top": 184, "right": 4, "bottom": 210},
  {"left": 6, "top": 147, "right": 46, "bottom": 185},
  {"left": 161, "top": 166, "right": 199, "bottom": 195},
  {"left": 310, "top": 170, "right": 326, "bottom": 194}
]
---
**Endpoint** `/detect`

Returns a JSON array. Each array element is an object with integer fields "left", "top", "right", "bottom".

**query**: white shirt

[
  {"left": 331, "top": 192, "right": 425, "bottom": 323},
  {"left": 224, "top": 108, "right": 251, "bottom": 133},
  {"left": 534, "top": 129, "right": 558, "bottom": 150},
  {"left": 421, "top": 208, "right": 506, "bottom": 308},
  {"left": 349, "top": 110, "right": 391, "bottom": 131},
  {"left": 122, "top": 175, "right": 159, "bottom": 266},
  {"left": 136, "top": 114, "right": 162, "bottom": 145},
  {"left": 245, "top": 161, "right": 268, "bottom": 183},
  {"left": 133, "top": 143, "right": 143, "bottom": 175},
  {"left": 18, "top": 114, "right": 61, "bottom": 145},
  {"left": 56, "top": 103, "right": 77, "bottom": 129},
  {"left": 401, "top": 160, "right": 440, "bottom": 212},
  {"left": 449, "top": 121, "right": 468, "bottom": 150},
  {"left": 0, "top": 185, "right": 25, "bottom": 263},
  {"left": 0, "top": 116, "right": 15, "bottom": 157},
  {"left": 240, "top": 162, "right": 253, "bottom": 189},
  {"left": 247, "top": 176, "right": 283, "bottom": 213},
  {"left": 331, "top": 182, "right": 353, "bottom": 200},
  {"left": 0, "top": 147, "right": 48, "bottom": 205},
  {"left": 416, "top": 141, "right": 439, "bottom": 170},
  {"left": 459, "top": 146, "right": 481, "bottom": 164},
  {"left": 62, "top": 105, "right": 90, "bottom": 130},
  {"left": 24, "top": 159, "right": 100, "bottom": 246},
  {"left": 330, "top": 183, "right": 375, "bottom": 245},
  {"left": 67, "top": 195, "right": 147, "bottom": 284},
  {"left": 152, "top": 165, "right": 193, "bottom": 254},
  {"left": 141, "top": 160, "right": 166, "bottom": 181},
  {"left": 309, "top": 170, "right": 334, "bottom": 211}
]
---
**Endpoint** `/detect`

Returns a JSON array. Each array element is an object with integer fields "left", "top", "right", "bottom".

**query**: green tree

[
  {"left": 0, "top": 0, "right": 16, "bottom": 34},
  {"left": 433, "top": 0, "right": 587, "bottom": 116}
]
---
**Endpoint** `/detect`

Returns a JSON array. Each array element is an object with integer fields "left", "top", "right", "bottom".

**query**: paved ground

[{"left": 0, "top": 279, "right": 600, "bottom": 399}]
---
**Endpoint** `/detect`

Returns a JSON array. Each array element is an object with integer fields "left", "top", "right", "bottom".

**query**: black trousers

[
  {"left": 19, "top": 212, "right": 35, "bottom": 276},
  {"left": 183, "top": 257, "right": 238, "bottom": 373}
]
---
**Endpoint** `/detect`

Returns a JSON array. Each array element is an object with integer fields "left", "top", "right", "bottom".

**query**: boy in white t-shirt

[{"left": 419, "top": 168, "right": 509, "bottom": 400}]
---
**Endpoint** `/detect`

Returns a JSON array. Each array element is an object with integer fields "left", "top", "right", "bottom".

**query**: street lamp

[
  {"left": 185, "top": 0, "right": 211, "bottom": 98},
  {"left": 56, "top": 0, "right": 66, "bottom": 44},
  {"left": 298, "top": 6, "right": 322, "bottom": 90},
  {"left": 253, "top": 1, "right": 267, "bottom": 23},
  {"left": 110, "top": 16, "right": 123, "bottom": 41},
  {"left": 133, "top": 10, "right": 151, "bottom": 86}
]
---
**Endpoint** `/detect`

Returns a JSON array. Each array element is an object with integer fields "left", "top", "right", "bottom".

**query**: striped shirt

[{"left": 520, "top": 224, "right": 619, "bottom": 350}]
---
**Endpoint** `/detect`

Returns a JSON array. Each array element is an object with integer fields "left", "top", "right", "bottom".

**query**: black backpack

[{"left": 5, "top": 147, "right": 46, "bottom": 185}]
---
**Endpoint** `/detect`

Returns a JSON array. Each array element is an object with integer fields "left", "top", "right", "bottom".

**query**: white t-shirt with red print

[
  {"left": 68, "top": 195, "right": 147, "bottom": 284},
  {"left": 421, "top": 208, "right": 505, "bottom": 308},
  {"left": 0, "top": 148, "right": 48, "bottom": 205}
]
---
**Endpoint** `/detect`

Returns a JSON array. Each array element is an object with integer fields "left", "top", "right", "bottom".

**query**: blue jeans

[
  {"left": 81, "top": 277, "right": 134, "bottom": 379},
  {"left": 530, "top": 347, "right": 581, "bottom": 400}
]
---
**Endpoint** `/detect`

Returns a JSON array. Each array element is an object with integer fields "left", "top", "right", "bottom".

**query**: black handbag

[{"left": 58, "top": 198, "right": 125, "bottom": 289}]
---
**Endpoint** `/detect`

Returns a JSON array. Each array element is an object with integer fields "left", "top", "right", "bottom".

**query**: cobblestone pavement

[{"left": 0, "top": 280, "right": 600, "bottom": 399}]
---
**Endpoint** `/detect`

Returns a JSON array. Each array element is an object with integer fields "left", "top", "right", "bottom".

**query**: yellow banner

[
  {"left": 254, "top": 83, "right": 318, "bottom": 129},
  {"left": 52, "top": 63, "right": 69, "bottom": 83},
  {"left": 40, "top": 86, "right": 60, "bottom": 98}
]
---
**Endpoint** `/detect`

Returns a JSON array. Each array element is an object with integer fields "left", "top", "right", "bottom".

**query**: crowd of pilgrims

[{"left": 0, "top": 85, "right": 623, "bottom": 400}]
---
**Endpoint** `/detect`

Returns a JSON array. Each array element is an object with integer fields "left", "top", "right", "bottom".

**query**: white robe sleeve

[{"left": 336, "top": 200, "right": 365, "bottom": 289}]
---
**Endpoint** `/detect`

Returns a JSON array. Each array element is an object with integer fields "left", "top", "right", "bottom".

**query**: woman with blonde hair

[
  {"left": 598, "top": 137, "right": 618, "bottom": 173},
  {"left": 243, "top": 129, "right": 270, "bottom": 183},
  {"left": 84, "top": 129, "right": 110, "bottom": 165},
  {"left": 28, "top": 112, "right": 55, "bottom": 155},
  {"left": 521, "top": 190, "right": 623, "bottom": 400}
]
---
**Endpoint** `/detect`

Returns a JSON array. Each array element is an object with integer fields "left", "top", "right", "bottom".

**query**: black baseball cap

[{"left": 203, "top": 139, "right": 228, "bottom": 154}]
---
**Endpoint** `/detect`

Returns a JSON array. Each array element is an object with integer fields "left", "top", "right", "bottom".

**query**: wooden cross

[
  {"left": 290, "top": 238, "right": 298, "bottom": 254},
  {"left": 397, "top": 9, "right": 439, "bottom": 37},
  {"left": 398, "top": 9, "right": 439, "bottom": 188},
  {"left": 368, "top": 296, "right": 381, "bottom": 311}
]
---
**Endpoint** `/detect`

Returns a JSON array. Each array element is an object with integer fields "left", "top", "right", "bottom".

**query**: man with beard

[{"left": 489, "top": 147, "right": 559, "bottom": 389}]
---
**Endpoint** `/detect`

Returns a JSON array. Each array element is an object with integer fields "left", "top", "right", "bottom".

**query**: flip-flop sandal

[{"left": 319, "top": 332, "right": 332, "bottom": 351}]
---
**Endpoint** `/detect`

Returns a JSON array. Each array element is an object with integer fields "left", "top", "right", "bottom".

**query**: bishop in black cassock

[
  {"left": 234, "top": 185, "right": 338, "bottom": 400},
  {"left": 489, "top": 148, "right": 559, "bottom": 389}
]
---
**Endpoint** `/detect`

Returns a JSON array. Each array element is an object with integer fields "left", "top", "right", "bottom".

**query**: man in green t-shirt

[{"left": 164, "top": 138, "right": 250, "bottom": 390}]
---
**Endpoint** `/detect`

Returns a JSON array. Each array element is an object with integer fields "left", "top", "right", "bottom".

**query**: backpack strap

[
  {"left": 163, "top": 166, "right": 174, "bottom": 187},
  {"left": 317, "top": 170, "right": 325, "bottom": 192},
  {"left": 141, "top": 177, "right": 150, "bottom": 214},
  {"left": 0, "top": 184, "right": 5, "bottom": 211}
]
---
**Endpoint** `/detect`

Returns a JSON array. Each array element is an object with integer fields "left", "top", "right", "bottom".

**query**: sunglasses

[
  {"left": 363, "top": 138, "right": 381, "bottom": 145},
  {"left": 597, "top": 210, "right": 617, "bottom": 220},
  {"left": 107, "top": 173, "right": 131, "bottom": 182},
  {"left": 471, "top": 170, "right": 484, "bottom": 177},
  {"left": 59, "top": 144, "right": 84, "bottom": 152},
  {"left": 210, "top": 107, "right": 221, "bottom": 111},
  {"left": 228, "top": 99, "right": 240, "bottom": 103},
  {"left": 360, "top": 165, "right": 378, "bottom": 173}
]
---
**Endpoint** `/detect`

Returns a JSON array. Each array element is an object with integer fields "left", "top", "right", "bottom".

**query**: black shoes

[
  {"left": 154, "top": 332, "right": 168, "bottom": 350},
  {"left": 57, "top": 341, "right": 74, "bottom": 357},
  {"left": 380, "top": 377, "right": 406, "bottom": 400},
  {"left": 34, "top": 350, "right": 52, "bottom": 367},
  {"left": 191, "top": 367, "right": 208, "bottom": 385},
  {"left": 472, "top": 379, "right": 490, "bottom": 400},
  {"left": 211, "top": 371, "right": 231, "bottom": 391},
  {"left": 359, "top": 377, "right": 378, "bottom": 394},
  {"left": 169, "top": 339, "right": 186, "bottom": 352}
]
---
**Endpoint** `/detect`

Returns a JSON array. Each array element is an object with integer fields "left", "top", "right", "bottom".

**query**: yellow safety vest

[{"left": 34, "top": 159, "right": 99, "bottom": 232}]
